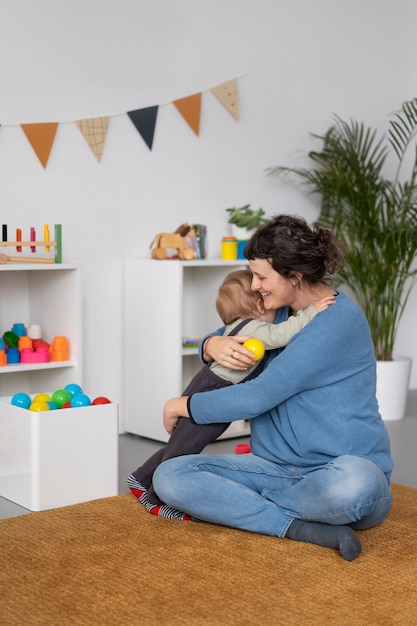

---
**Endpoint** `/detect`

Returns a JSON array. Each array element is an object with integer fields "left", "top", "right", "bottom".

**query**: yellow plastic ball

[
  {"left": 30, "top": 400, "right": 50, "bottom": 412},
  {"left": 32, "top": 393, "right": 52, "bottom": 403},
  {"left": 243, "top": 338, "right": 265, "bottom": 361}
]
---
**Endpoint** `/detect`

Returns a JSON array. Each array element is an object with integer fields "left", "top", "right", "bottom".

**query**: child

[{"left": 127, "top": 269, "right": 335, "bottom": 520}]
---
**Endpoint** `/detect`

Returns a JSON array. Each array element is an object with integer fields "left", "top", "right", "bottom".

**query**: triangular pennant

[
  {"left": 75, "top": 116, "right": 110, "bottom": 162},
  {"left": 20, "top": 122, "right": 58, "bottom": 168},
  {"left": 173, "top": 93, "right": 202, "bottom": 136},
  {"left": 127, "top": 106, "right": 159, "bottom": 150},
  {"left": 211, "top": 79, "right": 239, "bottom": 120}
]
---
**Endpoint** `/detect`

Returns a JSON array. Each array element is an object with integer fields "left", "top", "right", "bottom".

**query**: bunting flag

[
  {"left": 127, "top": 106, "right": 159, "bottom": 150},
  {"left": 6, "top": 78, "right": 242, "bottom": 168},
  {"left": 20, "top": 122, "right": 59, "bottom": 168},
  {"left": 173, "top": 93, "right": 202, "bottom": 136},
  {"left": 211, "top": 78, "right": 239, "bottom": 120},
  {"left": 76, "top": 116, "right": 110, "bottom": 162}
]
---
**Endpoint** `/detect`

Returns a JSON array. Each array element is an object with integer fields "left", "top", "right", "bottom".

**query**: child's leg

[
  {"left": 146, "top": 416, "right": 230, "bottom": 506},
  {"left": 130, "top": 448, "right": 166, "bottom": 491},
  {"left": 162, "top": 416, "right": 231, "bottom": 461}
]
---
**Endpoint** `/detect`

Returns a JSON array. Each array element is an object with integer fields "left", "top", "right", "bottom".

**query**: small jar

[{"left": 221, "top": 237, "right": 238, "bottom": 261}]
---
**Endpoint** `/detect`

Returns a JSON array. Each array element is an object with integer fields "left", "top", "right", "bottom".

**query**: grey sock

[{"left": 286, "top": 519, "right": 362, "bottom": 561}]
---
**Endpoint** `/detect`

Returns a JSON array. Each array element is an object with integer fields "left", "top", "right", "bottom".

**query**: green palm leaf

[{"left": 268, "top": 99, "right": 417, "bottom": 360}]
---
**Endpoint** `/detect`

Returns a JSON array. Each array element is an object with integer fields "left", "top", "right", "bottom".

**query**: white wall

[{"left": 1, "top": 0, "right": 416, "bottom": 430}]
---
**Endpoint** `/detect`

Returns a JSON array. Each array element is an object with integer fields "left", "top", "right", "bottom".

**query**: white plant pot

[
  {"left": 230, "top": 225, "right": 255, "bottom": 240},
  {"left": 376, "top": 357, "right": 412, "bottom": 421}
]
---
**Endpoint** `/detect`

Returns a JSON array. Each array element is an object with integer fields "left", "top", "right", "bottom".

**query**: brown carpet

[{"left": 0, "top": 483, "right": 416, "bottom": 626}]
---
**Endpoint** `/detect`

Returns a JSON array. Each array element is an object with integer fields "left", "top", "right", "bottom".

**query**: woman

[{"left": 153, "top": 214, "right": 393, "bottom": 561}]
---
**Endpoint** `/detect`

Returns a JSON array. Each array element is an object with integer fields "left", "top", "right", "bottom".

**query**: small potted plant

[{"left": 226, "top": 204, "right": 268, "bottom": 239}]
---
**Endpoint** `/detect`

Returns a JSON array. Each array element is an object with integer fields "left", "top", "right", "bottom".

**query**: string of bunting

[{"left": 1, "top": 78, "right": 240, "bottom": 168}]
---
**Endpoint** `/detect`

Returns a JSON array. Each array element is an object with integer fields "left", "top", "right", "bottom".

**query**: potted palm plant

[
  {"left": 226, "top": 204, "right": 268, "bottom": 239},
  {"left": 268, "top": 98, "right": 417, "bottom": 420}
]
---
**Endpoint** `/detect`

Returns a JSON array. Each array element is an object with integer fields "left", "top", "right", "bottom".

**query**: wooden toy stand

[{"left": 0, "top": 225, "right": 62, "bottom": 264}]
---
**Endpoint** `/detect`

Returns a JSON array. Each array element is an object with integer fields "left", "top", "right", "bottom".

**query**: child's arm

[{"left": 244, "top": 295, "right": 336, "bottom": 350}]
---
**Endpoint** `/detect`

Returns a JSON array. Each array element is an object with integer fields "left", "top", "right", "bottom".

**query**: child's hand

[
  {"left": 163, "top": 396, "right": 189, "bottom": 435},
  {"left": 314, "top": 295, "right": 337, "bottom": 312}
]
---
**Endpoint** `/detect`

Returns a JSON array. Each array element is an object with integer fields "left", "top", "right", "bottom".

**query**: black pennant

[{"left": 127, "top": 106, "right": 159, "bottom": 150}]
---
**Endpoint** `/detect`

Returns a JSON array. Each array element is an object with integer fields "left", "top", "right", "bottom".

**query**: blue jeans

[{"left": 153, "top": 453, "right": 392, "bottom": 537}]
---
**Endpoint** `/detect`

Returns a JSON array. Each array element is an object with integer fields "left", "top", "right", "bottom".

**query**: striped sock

[
  {"left": 126, "top": 474, "right": 148, "bottom": 505},
  {"left": 146, "top": 501, "right": 191, "bottom": 521}
]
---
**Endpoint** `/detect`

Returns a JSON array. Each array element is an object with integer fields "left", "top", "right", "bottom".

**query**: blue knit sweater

[{"left": 192, "top": 292, "right": 393, "bottom": 481}]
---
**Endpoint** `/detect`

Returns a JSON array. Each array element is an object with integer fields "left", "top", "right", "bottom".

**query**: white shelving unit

[
  {"left": 0, "top": 264, "right": 81, "bottom": 396},
  {"left": 123, "top": 258, "right": 251, "bottom": 442}
]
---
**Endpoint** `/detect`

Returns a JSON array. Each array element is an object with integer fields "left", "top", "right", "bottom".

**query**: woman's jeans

[{"left": 153, "top": 453, "right": 392, "bottom": 537}]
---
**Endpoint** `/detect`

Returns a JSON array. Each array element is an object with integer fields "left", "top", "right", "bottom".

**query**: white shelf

[
  {"left": 0, "top": 264, "right": 81, "bottom": 396},
  {"left": 0, "top": 360, "right": 76, "bottom": 374},
  {"left": 123, "top": 258, "right": 250, "bottom": 442},
  {"left": 0, "top": 263, "right": 77, "bottom": 272}
]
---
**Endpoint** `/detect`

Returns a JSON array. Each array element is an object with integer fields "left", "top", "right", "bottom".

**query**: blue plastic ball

[
  {"left": 11, "top": 392, "right": 32, "bottom": 409},
  {"left": 64, "top": 383, "right": 83, "bottom": 397},
  {"left": 46, "top": 401, "right": 58, "bottom": 410},
  {"left": 70, "top": 393, "right": 91, "bottom": 408}
]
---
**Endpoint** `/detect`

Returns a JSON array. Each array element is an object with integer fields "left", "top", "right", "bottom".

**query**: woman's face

[{"left": 249, "top": 258, "right": 298, "bottom": 311}]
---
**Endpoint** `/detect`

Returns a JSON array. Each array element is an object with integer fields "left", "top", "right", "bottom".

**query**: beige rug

[{"left": 0, "top": 483, "right": 416, "bottom": 625}]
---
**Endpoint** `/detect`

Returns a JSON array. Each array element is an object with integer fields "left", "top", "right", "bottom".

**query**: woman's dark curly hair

[{"left": 244, "top": 214, "right": 344, "bottom": 284}]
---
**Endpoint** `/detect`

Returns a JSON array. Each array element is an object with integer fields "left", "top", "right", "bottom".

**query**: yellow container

[{"left": 221, "top": 237, "right": 238, "bottom": 261}]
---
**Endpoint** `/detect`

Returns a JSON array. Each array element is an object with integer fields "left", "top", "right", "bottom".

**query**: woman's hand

[
  {"left": 163, "top": 396, "right": 189, "bottom": 435},
  {"left": 203, "top": 335, "right": 256, "bottom": 370}
]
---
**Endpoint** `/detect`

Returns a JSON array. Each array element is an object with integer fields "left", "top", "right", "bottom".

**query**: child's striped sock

[
  {"left": 126, "top": 474, "right": 148, "bottom": 505},
  {"left": 146, "top": 501, "right": 191, "bottom": 521}
]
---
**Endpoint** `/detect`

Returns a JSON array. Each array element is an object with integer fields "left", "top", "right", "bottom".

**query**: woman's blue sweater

[{"left": 191, "top": 292, "right": 393, "bottom": 481}]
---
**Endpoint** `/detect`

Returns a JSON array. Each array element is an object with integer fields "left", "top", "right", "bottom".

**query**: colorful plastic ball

[
  {"left": 11, "top": 392, "right": 32, "bottom": 409},
  {"left": 46, "top": 401, "right": 58, "bottom": 410},
  {"left": 70, "top": 393, "right": 91, "bottom": 408},
  {"left": 61, "top": 401, "right": 71, "bottom": 409},
  {"left": 52, "top": 389, "right": 72, "bottom": 409},
  {"left": 243, "top": 338, "right": 265, "bottom": 362},
  {"left": 30, "top": 400, "right": 50, "bottom": 411},
  {"left": 92, "top": 396, "right": 111, "bottom": 405},
  {"left": 64, "top": 383, "right": 83, "bottom": 397},
  {"left": 33, "top": 393, "right": 52, "bottom": 403}
]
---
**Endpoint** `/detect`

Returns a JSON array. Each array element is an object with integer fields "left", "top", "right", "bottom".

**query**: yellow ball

[
  {"left": 243, "top": 338, "right": 265, "bottom": 361},
  {"left": 30, "top": 400, "right": 50, "bottom": 412},
  {"left": 33, "top": 393, "right": 52, "bottom": 403}
]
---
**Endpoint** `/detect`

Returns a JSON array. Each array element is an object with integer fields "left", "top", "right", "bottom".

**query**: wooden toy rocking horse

[{"left": 150, "top": 223, "right": 196, "bottom": 260}]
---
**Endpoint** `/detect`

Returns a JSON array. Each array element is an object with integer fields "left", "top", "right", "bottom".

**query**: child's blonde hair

[{"left": 216, "top": 269, "right": 264, "bottom": 325}]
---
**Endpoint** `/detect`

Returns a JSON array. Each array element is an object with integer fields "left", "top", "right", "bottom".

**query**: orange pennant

[
  {"left": 76, "top": 116, "right": 110, "bottom": 162},
  {"left": 173, "top": 93, "right": 202, "bottom": 136},
  {"left": 211, "top": 79, "right": 239, "bottom": 120},
  {"left": 20, "top": 122, "right": 58, "bottom": 168}
]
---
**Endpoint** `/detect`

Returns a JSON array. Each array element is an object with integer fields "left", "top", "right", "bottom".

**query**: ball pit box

[{"left": 0, "top": 395, "right": 119, "bottom": 511}]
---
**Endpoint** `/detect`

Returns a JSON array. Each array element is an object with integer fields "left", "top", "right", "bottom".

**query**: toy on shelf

[
  {"left": 0, "top": 224, "right": 62, "bottom": 264},
  {"left": 1, "top": 322, "right": 69, "bottom": 367},
  {"left": 150, "top": 223, "right": 196, "bottom": 260}
]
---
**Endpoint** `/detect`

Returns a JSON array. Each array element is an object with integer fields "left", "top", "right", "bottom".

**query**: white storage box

[{"left": 0, "top": 395, "right": 119, "bottom": 511}]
